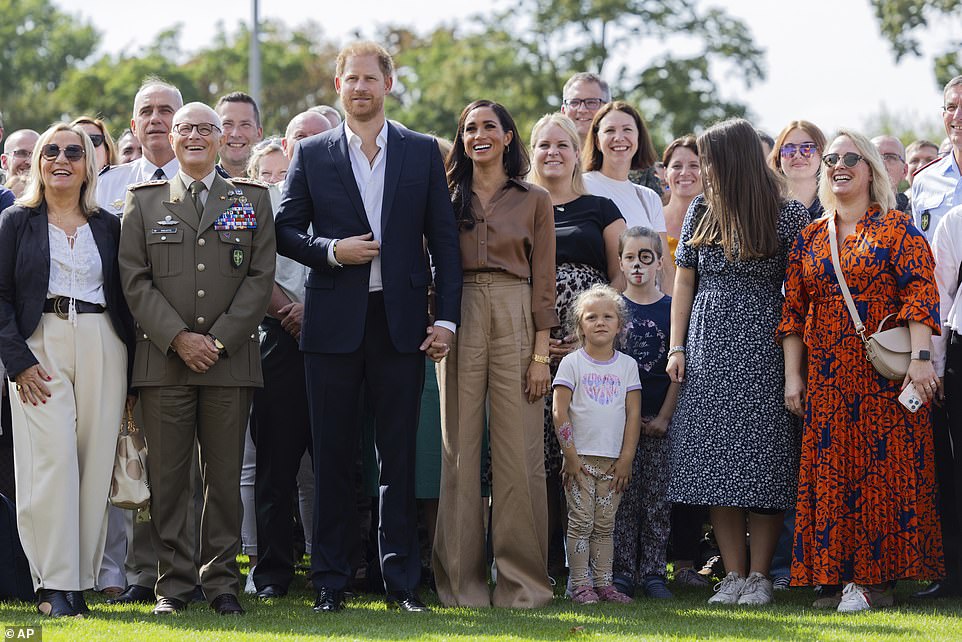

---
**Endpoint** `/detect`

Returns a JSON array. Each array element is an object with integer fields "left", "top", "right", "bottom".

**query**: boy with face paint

[{"left": 610, "top": 226, "right": 680, "bottom": 599}]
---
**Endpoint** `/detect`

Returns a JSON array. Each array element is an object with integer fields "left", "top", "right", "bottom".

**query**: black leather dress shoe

[
  {"left": 106, "top": 584, "right": 155, "bottom": 604},
  {"left": 65, "top": 590, "right": 89, "bottom": 614},
  {"left": 189, "top": 584, "right": 206, "bottom": 603},
  {"left": 37, "top": 589, "right": 77, "bottom": 617},
  {"left": 912, "top": 580, "right": 960, "bottom": 599},
  {"left": 313, "top": 587, "right": 346, "bottom": 612},
  {"left": 210, "top": 593, "right": 245, "bottom": 615},
  {"left": 386, "top": 590, "right": 430, "bottom": 612},
  {"left": 255, "top": 584, "right": 287, "bottom": 600},
  {"left": 152, "top": 597, "right": 187, "bottom": 615}
]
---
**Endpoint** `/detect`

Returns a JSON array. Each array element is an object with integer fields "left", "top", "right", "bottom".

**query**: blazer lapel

[
  {"left": 88, "top": 212, "right": 114, "bottom": 282},
  {"left": 380, "top": 122, "right": 405, "bottom": 234},
  {"left": 30, "top": 204, "right": 51, "bottom": 298},
  {"left": 329, "top": 130, "right": 371, "bottom": 231},
  {"left": 199, "top": 174, "right": 229, "bottom": 234},
  {"left": 163, "top": 177, "right": 199, "bottom": 231}
]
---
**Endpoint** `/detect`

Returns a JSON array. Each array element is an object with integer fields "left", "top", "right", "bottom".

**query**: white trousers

[{"left": 10, "top": 313, "right": 127, "bottom": 590}]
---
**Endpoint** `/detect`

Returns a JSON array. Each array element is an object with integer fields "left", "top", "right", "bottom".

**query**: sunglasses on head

[
  {"left": 41, "top": 144, "right": 85, "bottom": 162},
  {"left": 779, "top": 142, "right": 818, "bottom": 159},
  {"left": 822, "top": 152, "right": 864, "bottom": 168}
]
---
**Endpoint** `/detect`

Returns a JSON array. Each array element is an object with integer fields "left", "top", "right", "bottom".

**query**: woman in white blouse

[
  {"left": 582, "top": 101, "right": 674, "bottom": 293},
  {"left": 0, "top": 123, "right": 134, "bottom": 617}
]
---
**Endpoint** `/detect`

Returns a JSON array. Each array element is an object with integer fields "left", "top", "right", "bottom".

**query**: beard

[{"left": 343, "top": 93, "right": 384, "bottom": 122}]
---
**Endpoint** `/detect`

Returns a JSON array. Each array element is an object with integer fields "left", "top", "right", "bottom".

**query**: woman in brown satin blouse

[{"left": 432, "top": 100, "right": 558, "bottom": 609}]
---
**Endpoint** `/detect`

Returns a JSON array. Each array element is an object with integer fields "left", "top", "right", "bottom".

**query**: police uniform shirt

[
  {"left": 97, "top": 156, "right": 180, "bottom": 216},
  {"left": 931, "top": 203, "right": 962, "bottom": 376},
  {"left": 911, "top": 152, "right": 962, "bottom": 240}
]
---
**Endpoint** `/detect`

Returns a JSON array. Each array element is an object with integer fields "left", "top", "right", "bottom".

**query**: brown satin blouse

[{"left": 458, "top": 178, "right": 559, "bottom": 331}]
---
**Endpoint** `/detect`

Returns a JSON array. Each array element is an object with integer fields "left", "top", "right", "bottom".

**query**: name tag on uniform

[{"left": 151, "top": 228, "right": 178, "bottom": 234}]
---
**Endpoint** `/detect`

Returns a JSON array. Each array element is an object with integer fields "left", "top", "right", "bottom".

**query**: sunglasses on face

[
  {"left": 822, "top": 152, "right": 864, "bottom": 168},
  {"left": 779, "top": 142, "right": 818, "bottom": 159},
  {"left": 41, "top": 144, "right": 85, "bottom": 161},
  {"left": 87, "top": 133, "right": 105, "bottom": 148},
  {"left": 172, "top": 122, "right": 221, "bottom": 136}
]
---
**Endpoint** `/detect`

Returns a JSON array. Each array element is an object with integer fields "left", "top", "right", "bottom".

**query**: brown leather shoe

[{"left": 210, "top": 593, "right": 245, "bottom": 615}]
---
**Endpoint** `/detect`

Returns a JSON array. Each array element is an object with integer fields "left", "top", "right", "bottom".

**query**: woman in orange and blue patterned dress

[{"left": 779, "top": 130, "right": 944, "bottom": 613}]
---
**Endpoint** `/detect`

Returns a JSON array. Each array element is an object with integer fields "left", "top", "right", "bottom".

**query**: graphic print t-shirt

[
  {"left": 621, "top": 295, "right": 671, "bottom": 417},
  {"left": 553, "top": 349, "right": 641, "bottom": 458}
]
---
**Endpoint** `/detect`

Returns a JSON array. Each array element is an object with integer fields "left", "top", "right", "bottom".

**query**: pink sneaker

[
  {"left": 597, "top": 585, "right": 633, "bottom": 603},
  {"left": 570, "top": 585, "right": 599, "bottom": 604}
]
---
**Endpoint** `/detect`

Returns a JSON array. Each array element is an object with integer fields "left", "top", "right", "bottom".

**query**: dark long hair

[
  {"left": 446, "top": 100, "right": 529, "bottom": 229},
  {"left": 689, "top": 118, "right": 784, "bottom": 261}
]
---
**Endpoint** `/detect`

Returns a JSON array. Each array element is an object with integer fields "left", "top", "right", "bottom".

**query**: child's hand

[
  {"left": 608, "top": 456, "right": 633, "bottom": 493},
  {"left": 666, "top": 352, "right": 685, "bottom": 383},
  {"left": 561, "top": 454, "right": 587, "bottom": 491},
  {"left": 641, "top": 415, "right": 668, "bottom": 438}
]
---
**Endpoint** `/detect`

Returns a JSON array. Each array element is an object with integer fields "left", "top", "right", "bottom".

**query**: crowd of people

[{"left": 0, "top": 40, "right": 960, "bottom": 621}]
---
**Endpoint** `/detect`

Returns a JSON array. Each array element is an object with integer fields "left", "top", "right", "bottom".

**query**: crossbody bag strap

[{"left": 827, "top": 214, "right": 867, "bottom": 341}]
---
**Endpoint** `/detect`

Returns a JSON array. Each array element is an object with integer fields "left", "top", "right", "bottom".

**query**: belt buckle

[
  {"left": 476, "top": 272, "right": 492, "bottom": 284},
  {"left": 53, "top": 296, "right": 70, "bottom": 320}
]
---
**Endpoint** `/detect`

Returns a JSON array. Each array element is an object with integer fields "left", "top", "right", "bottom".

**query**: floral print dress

[{"left": 778, "top": 207, "right": 944, "bottom": 585}]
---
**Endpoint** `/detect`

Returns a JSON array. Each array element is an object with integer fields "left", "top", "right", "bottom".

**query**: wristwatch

[
  {"left": 209, "top": 335, "right": 226, "bottom": 355},
  {"left": 911, "top": 350, "right": 931, "bottom": 361}
]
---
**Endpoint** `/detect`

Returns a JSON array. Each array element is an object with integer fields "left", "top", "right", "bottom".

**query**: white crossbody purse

[{"left": 827, "top": 215, "right": 912, "bottom": 381}]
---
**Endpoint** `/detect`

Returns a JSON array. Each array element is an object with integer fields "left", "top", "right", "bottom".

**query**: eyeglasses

[
  {"left": 172, "top": 123, "right": 221, "bottom": 136},
  {"left": 88, "top": 134, "right": 105, "bottom": 148},
  {"left": 881, "top": 152, "right": 904, "bottom": 164},
  {"left": 779, "top": 142, "right": 818, "bottom": 159},
  {"left": 40, "top": 144, "right": 85, "bottom": 161},
  {"left": 822, "top": 152, "right": 864, "bottom": 168},
  {"left": 563, "top": 98, "right": 606, "bottom": 110},
  {"left": 8, "top": 149, "right": 32, "bottom": 159}
]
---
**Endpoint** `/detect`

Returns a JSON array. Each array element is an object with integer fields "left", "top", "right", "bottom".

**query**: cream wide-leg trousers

[{"left": 10, "top": 312, "right": 127, "bottom": 591}]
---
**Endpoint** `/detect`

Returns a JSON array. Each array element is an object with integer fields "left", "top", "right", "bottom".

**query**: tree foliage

[{"left": 871, "top": 0, "right": 962, "bottom": 86}]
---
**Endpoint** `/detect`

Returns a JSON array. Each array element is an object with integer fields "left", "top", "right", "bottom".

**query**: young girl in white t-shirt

[{"left": 552, "top": 284, "right": 641, "bottom": 605}]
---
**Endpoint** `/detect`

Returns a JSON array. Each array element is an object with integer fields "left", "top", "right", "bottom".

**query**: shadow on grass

[{"left": 1, "top": 582, "right": 960, "bottom": 640}]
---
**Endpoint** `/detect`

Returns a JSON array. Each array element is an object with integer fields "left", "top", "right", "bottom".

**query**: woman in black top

[{"left": 529, "top": 113, "right": 626, "bottom": 575}]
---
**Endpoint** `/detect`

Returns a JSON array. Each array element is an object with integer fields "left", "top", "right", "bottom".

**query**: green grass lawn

[{"left": 2, "top": 565, "right": 961, "bottom": 641}]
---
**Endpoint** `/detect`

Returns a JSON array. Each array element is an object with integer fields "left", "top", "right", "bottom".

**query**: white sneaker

[
  {"left": 737, "top": 572, "right": 773, "bottom": 605},
  {"left": 244, "top": 565, "right": 257, "bottom": 595},
  {"left": 837, "top": 582, "right": 871, "bottom": 612},
  {"left": 708, "top": 571, "right": 745, "bottom": 605}
]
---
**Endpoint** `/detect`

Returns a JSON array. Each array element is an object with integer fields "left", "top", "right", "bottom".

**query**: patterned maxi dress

[
  {"left": 778, "top": 207, "right": 944, "bottom": 585},
  {"left": 667, "top": 196, "right": 808, "bottom": 509}
]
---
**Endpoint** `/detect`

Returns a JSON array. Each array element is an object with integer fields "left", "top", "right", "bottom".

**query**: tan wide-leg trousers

[
  {"left": 10, "top": 313, "right": 127, "bottom": 591},
  {"left": 433, "top": 273, "right": 553, "bottom": 608}
]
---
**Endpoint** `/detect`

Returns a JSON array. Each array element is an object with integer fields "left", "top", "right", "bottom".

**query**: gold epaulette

[
  {"left": 128, "top": 179, "right": 168, "bottom": 190},
  {"left": 230, "top": 177, "right": 269, "bottom": 189}
]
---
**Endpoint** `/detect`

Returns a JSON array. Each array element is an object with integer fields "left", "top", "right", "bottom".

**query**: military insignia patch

[
  {"left": 921, "top": 211, "right": 930, "bottom": 231},
  {"left": 232, "top": 246, "right": 245, "bottom": 268}
]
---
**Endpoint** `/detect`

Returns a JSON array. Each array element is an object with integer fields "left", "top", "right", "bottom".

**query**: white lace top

[{"left": 47, "top": 223, "right": 106, "bottom": 306}]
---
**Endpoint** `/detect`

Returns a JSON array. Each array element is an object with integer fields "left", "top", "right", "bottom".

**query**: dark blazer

[
  {"left": 0, "top": 203, "right": 135, "bottom": 383},
  {"left": 275, "top": 121, "right": 462, "bottom": 353}
]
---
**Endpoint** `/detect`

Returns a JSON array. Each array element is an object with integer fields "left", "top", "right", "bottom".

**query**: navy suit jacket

[
  {"left": 275, "top": 121, "right": 462, "bottom": 354},
  {"left": 0, "top": 204, "right": 135, "bottom": 383}
]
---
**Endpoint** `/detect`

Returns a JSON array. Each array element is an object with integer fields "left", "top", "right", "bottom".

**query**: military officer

[
  {"left": 912, "top": 75, "right": 962, "bottom": 240},
  {"left": 98, "top": 80, "right": 183, "bottom": 215},
  {"left": 118, "top": 102, "right": 275, "bottom": 616}
]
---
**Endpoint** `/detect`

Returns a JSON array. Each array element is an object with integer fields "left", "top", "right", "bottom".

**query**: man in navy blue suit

[{"left": 275, "top": 41, "right": 462, "bottom": 613}]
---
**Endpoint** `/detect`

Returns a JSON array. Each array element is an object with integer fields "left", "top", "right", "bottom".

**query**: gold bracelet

[{"left": 531, "top": 353, "right": 551, "bottom": 365}]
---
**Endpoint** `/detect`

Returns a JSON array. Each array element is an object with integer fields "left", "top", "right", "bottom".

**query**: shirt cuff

[
  {"left": 433, "top": 320, "right": 456, "bottom": 335},
  {"left": 327, "top": 239, "right": 342, "bottom": 267}
]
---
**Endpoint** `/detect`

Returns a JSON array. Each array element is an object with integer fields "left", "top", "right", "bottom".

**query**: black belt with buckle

[{"left": 43, "top": 296, "right": 106, "bottom": 319}]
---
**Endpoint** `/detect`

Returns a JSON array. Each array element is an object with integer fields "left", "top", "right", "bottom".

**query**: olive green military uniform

[{"left": 118, "top": 173, "right": 275, "bottom": 603}]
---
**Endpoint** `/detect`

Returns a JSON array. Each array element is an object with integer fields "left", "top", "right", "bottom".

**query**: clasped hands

[{"left": 173, "top": 330, "right": 219, "bottom": 373}]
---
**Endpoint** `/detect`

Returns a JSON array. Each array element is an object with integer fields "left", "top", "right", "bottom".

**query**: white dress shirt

[
  {"left": 97, "top": 155, "right": 180, "bottom": 216},
  {"left": 931, "top": 204, "right": 962, "bottom": 375}
]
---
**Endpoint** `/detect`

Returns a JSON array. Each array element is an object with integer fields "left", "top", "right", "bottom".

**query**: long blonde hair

[
  {"left": 688, "top": 118, "right": 784, "bottom": 261},
  {"left": 16, "top": 123, "right": 100, "bottom": 215}
]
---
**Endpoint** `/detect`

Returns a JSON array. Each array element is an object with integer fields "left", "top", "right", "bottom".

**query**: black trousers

[
  {"left": 934, "top": 331, "right": 962, "bottom": 581},
  {"left": 250, "top": 317, "right": 312, "bottom": 591},
  {"left": 306, "top": 293, "right": 424, "bottom": 592}
]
